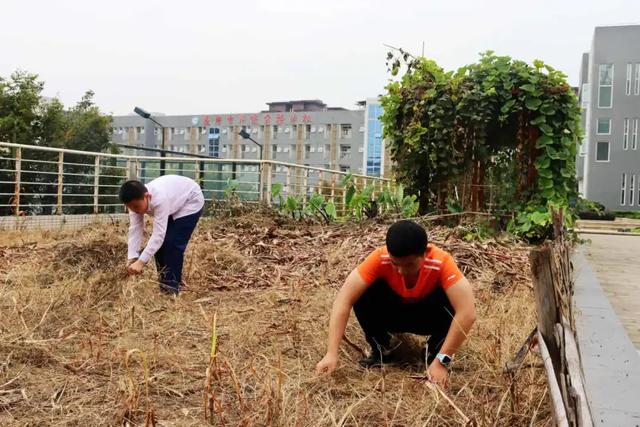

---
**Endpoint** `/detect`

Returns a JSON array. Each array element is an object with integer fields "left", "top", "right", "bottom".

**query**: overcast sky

[{"left": 1, "top": 0, "right": 639, "bottom": 116}]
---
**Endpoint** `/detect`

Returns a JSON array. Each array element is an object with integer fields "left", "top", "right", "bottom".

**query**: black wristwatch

[{"left": 436, "top": 353, "right": 453, "bottom": 366}]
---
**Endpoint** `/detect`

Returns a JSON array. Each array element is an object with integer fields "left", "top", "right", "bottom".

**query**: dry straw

[{"left": 0, "top": 211, "right": 550, "bottom": 426}]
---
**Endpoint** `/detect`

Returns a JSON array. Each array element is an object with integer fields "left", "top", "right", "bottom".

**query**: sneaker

[
  {"left": 358, "top": 344, "right": 399, "bottom": 368},
  {"left": 159, "top": 283, "right": 179, "bottom": 295}
]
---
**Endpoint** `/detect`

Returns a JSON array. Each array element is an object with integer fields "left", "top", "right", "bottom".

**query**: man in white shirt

[{"left": 119, "top": 175, "right": 205, "bottom": 294}]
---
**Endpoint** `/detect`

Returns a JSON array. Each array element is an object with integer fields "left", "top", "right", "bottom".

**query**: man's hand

[
  {"left": 127, "top": 259, "right": 146, "bottom": 275},
  {"left": 427, "top": 360, "right": 449, "bottom": 388},
  {"left": 315, "top": 352, "right": 338, "bottom": 375}
]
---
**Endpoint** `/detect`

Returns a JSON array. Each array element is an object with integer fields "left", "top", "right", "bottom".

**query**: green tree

[{"left": 0, "top": 71, "right": 116, "bottom": 215}]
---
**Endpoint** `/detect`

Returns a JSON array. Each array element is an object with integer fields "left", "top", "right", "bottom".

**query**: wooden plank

[
  {"left": 538, "top": 331, "right": 569, "bottom": 427},
  {"left": 563, "top": 326, "right": 593, "bottom": 427},
  {"left": 530, "top": 243, "right": 561, "bottom": 372}
]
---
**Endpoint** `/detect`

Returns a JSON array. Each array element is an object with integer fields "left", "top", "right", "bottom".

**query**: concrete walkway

[{"left": 582, "top": 234, "right": 640, "bottom": 349}]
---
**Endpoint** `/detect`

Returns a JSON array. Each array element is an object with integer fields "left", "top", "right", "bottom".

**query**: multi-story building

[
  {"left": 578, "top": 25, "right": 640, "bottom": 211},
  {"left": 110, "top": 98, "right": 388, "bottom": 178}
]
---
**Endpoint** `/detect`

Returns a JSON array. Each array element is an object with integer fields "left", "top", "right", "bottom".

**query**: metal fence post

[
  {"left": 302, "top": 167, "right": 309, "bottom": 204},
  {"left": 93, "top": 156, "right": 100, "bottom": 214},
  {"left": 330, "top": 173, "right": 336, "bottom": 203},
  {"left": 285, "top": 166, "right": 291, "bottom": 198},
  {"left": 13, "top": 147, "right": 21, "bottom": 216},
  {"left": 195, "top": 160, "right": 202, "bottom": 188},
  {"left": 258, "top": 162, "right": 264, "bottom": 203},
  {"left": 57, "top": 152, "right": 63, "bottom": 214},
  {"left": 265, "top": 162, "right": 273, "bottom": 206}
]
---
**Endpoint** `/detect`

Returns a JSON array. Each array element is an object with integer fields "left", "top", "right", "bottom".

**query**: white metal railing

[{"left": 0, "top": 142, "right": 390, "bottom": 216}]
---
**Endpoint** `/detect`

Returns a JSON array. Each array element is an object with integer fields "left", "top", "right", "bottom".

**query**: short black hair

[
  {"left": 386, "top": 220, "right": 428, "bottom": 257},
  {"left": 119, "top": 180, "right": 148, "bottom": 203}
]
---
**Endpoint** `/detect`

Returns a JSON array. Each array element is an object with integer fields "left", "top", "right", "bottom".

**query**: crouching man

[
  {"left": 119, "top": 175, "right": 204, "bottom": 294},
  {"left": 315, "top": 220, "right": 476, "bottom": 387}
]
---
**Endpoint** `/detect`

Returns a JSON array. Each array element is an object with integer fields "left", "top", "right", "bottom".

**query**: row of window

[
  {"left": 595, "top": 117, "right": 639, "bottom": 150},
  {"left": 113, "top": 124, "right": 359, "bottom": 141},
  {"left": 620, "top": 173, "right": 639, "bottom": 206},
  {"left": 156, "top": 143, "right": 360, "bottom": 158},
  {"left": 598, "top": 63, "right": 640, "bottom": 108}
]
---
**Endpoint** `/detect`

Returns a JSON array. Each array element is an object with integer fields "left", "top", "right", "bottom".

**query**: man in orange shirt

[{"left": 315, "top": 220, "right": 476, "bottom": 386}]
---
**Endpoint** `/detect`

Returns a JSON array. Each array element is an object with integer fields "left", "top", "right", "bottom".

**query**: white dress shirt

[{"left": 127, "top": 175, "right": 205, "bottom": 262}]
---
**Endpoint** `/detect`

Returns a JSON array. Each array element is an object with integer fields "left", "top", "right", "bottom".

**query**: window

[
  {"left": 340, "top": 165, "right": 350, "bottom": 173},
  {"left": 273, "top": 125, "right": 278, "bottom": 139},
  {"left": 633, "top": 119, "right": 639, "bottom": 150},
  {"left": 636, "top": 64, "right": 640, "bottom": 95},
  {"left": 291, "top": 125, "right": 298, "bottom": 139},
  {"left": 305, "top": 145, "right": 312, "bottom": 159},
  {"left": 621, "top": 173, "right": 627, "bottom": 205},
  {"left": 340, "top": 144, "right": 352, "bottom": 159},
  {"left": 305, "top": 124, "right": 311, "bottom": 140},
  {"left": 596, "top": 141, "right": 609, "bottom": 162},
  {"left": 598, "top": 64, "right": 613, "bottom": 108},
  {"left": 627, "top": 64, "right": 633, "bottom": 95},
  {"left": 272, "top": 145, "right": 278, "bottom": 158},
  {"left": 341, "top": 124, "right": 352, "bottom": 139},
  {"left": 630, "top": 175, "right": 636, "bottom": 206},
  {"left": 624, "top": 118, "right": 630, "bottom": 150},
  {"left": 596, "top": 118, "right": 611, "bottom": 135}
]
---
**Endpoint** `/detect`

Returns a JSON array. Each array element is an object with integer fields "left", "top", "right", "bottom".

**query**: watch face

[{"left": 438, "top": 354, "right": 452, "bottom": 365}]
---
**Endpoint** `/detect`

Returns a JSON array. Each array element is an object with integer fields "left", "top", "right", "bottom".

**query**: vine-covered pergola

[{"left": 381, "top": 51, "right": 582, "bottom": 238}]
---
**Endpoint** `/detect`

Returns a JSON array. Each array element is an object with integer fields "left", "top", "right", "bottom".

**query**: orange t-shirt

[{"left": 357, "top": 244, "right": 465, "bottom": 301}]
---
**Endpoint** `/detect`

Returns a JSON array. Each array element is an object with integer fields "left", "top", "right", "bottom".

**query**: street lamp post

[
  {"left": 134, "top": 106, "right": 166, "bottom": 176},
  {"left": 239, "top": 129, "right": 264, "bottom": 200},
  {"left": 238, "top": 129, "right": 263, "bottom": 160}
]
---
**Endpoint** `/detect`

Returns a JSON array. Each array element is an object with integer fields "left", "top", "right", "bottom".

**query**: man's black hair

[
  {"left": 119, "top": 180, "right": 148, "bottom": 203},
  {"left": 386, "top": 220, "right": 428, "bottom": 257}
]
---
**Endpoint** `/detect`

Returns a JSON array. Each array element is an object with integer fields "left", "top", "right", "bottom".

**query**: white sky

[{"left": 1, "top": 0, "right": 639, "bottom": 116}]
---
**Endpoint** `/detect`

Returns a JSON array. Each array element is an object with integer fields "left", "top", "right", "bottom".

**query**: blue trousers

[{"left": 154, "top": 209, "right": 202, "bottom": 293}]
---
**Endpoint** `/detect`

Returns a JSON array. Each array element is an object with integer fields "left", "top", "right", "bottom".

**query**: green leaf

[
  {"left": 539, "top": 177, "right": 554, "bottom": 189},
  {"left": 345, "top": 185, "right": 356, "bottom": 206},
  {"left": 541, "top": 188, "right": 556, "bottom": 199},
  {"left": 530, "top": 211, "right": 549, "bottom": 225},
  {"left": 536, "top": 135, "right": 553, "bottom": 148},
  {"left": 534, "top": 156, "right": 551, "bottom": 169},
  {"left": 325, "top": 201, "right": 337, "bottom": 220},
  {"left": 531, "top": 115, "right": 546, "bottom": 126},
  {"left": 520, "top": 84, "right": 536, "bottom": 92},
  {"left": 537, "top": 167, "right": 553, "bottom": 178},
  {"left": 546, "top": 146, "right": 563, "bottom": 160},
  {"left": 525, "top": 98, "right": 542, "bottom": 110},
  {"left": 271, "top": 182, "right": 283, "bottom": 199},
  {"left": 539, "top": 123, "right": 553, "bottom": 136}
]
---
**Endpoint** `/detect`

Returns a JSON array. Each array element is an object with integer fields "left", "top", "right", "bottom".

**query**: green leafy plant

[
  {"left": 457, "top": 221, "right": 496, "bottom": 242},
  {"left": 283, "top": 195, "right": 303, "bottom": 220},
  {"left": 304, "top": 192, "right": 338, "bottom": 224},
  {"left": 377, "top": 184, "right": 420, "bottom": 218},
  {"left": 271, "top": 182, "right": 284, "bottom": 206},
  {"left": 224, "top": 178, "right": 240, "bottom": 201},
  {"left": 341, "top": 173, "right": 377, "bottom": 219},
  {"left": 381, "top": 50, "right": 582, "bottom": 238}
]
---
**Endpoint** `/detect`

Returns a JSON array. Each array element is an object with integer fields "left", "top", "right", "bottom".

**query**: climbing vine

[{"left": 381, "top": 51, "right": 582, "bottom": 240}]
